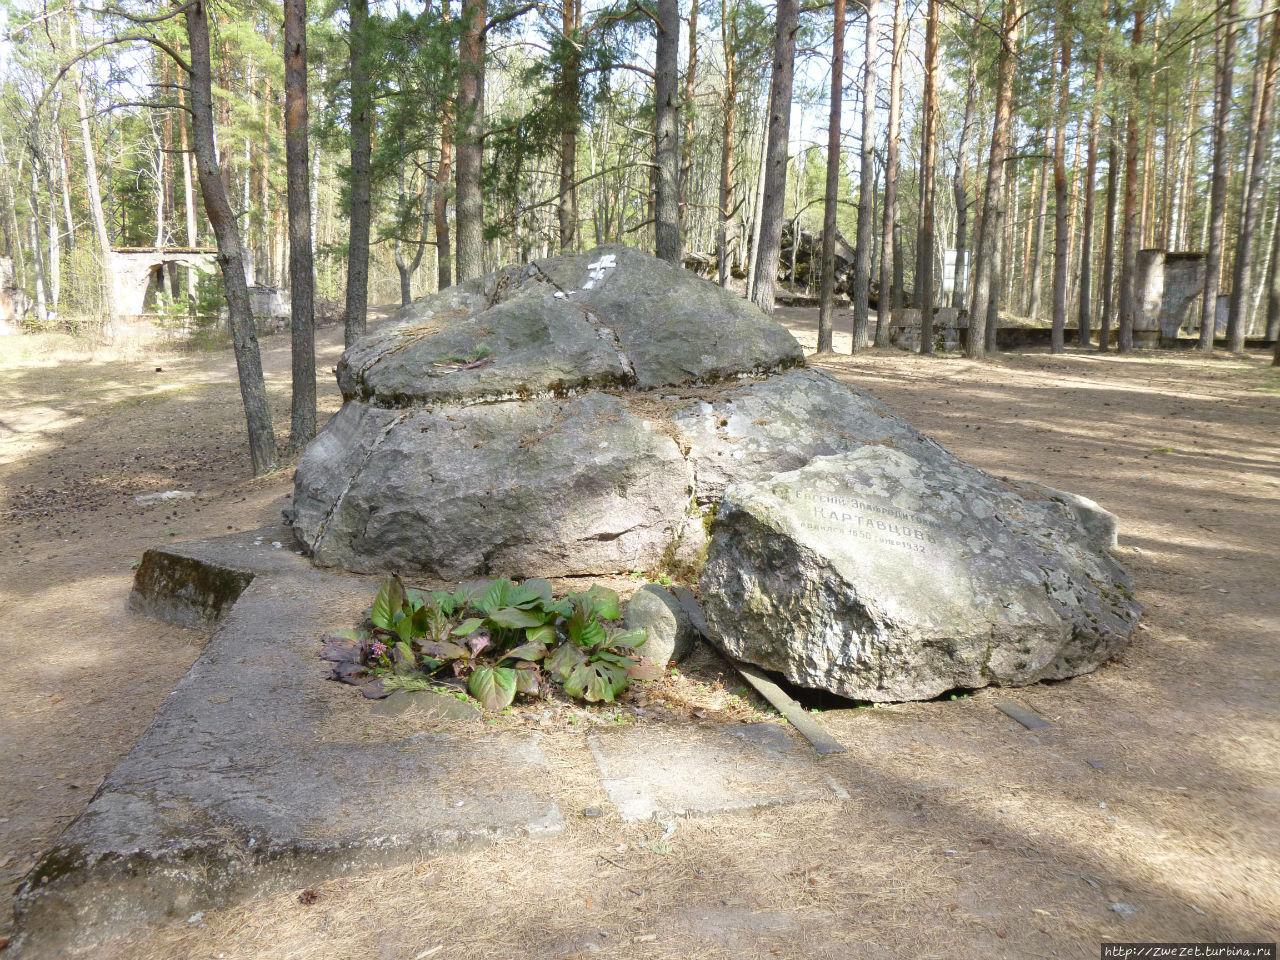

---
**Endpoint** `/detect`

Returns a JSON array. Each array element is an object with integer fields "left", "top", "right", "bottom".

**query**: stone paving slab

[
  {"left": 11, "top": 529, "right": 563, "bottom": 956},
  {"left": 588, "top": 722, "right": 849, "bottom": 821}
]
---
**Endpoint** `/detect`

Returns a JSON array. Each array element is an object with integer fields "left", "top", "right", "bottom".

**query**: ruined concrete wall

[{"left": 1134, "top": 249, "right": 1208, "bottom": 344}]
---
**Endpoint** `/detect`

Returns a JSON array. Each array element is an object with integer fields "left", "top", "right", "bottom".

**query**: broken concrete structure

[
  {"left": 0, "top": 256, "right": 17, "bottom": 331},
  {"left": 108, "top": 247, "right": 218, "bottom": 319},
  {"left": 10, "top": 529, "right": 564, "bottom": 955},
  {"left": 1134, "top": 249, "right": 1207, "bottom": 345}
]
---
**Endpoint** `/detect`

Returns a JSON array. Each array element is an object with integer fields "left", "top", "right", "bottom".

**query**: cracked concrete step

[{"left": 11, "top": 529, "right": 564, "bottom": 956}]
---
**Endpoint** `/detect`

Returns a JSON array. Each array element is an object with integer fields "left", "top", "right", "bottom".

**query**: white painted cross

[{"left": 582, "top": 253, "right": 617, "bottom": 290}]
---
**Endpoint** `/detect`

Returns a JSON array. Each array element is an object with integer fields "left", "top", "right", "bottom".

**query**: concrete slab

[
  {"left": 588, "top": 723, "right": 848, "bottom": 822},
  {"left": 11, "top": 528, "right": 563, "bottom": 956}
]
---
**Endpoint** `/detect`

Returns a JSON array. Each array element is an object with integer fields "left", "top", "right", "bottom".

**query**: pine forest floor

[{"left": 1, "top": 306, "right": 1278, "bottom": 959}]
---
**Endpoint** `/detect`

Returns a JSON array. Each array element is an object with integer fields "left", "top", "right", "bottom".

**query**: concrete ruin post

[{"left": 1133, "top": 249, "right": 1208, "bottom": 345}]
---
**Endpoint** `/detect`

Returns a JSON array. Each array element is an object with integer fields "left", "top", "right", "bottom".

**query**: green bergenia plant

[{"left": 320, "top": 575, "right": 659, "bottom": 709}]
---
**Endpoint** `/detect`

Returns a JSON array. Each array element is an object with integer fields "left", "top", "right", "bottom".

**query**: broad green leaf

[
  {"left": 409, "top": 604, "right": 431, "bottom": 636},
  {"left": 469, "top": 665, "right": 517, "bottom": 711},
  {"left": 593, "top": 650, "right": 633, "bottom": 666},
  {"left": 451, "top": 581, "right": 487, "bottom": 610},
  {"left": 452, "top": 617, "right": 486, "bottom": 636},
  {"left": 546, "top": 641, "right": 587, "bottom": 682},
  {"left": 568, "top": 609, "right": 606, "bottom": 648},
  {"left": 430, "top": 590, "right": 457, "bottom": 615},
  {"left": 395, "top": 616, "right": 416, "bottom": 644},
  {"left": 405, "top": 588, "right": 426, "bottom": 611},
  {"left": 371, "top": 576, "right": 405, "bottom": 631},
  {"left": 562, "top": 661, "right": 590, "bottom": 699},
  {"left": 524, "top": 624, "right": 556, "bottom": 646},
  {"left": 565, "top": 660, "right": 630, "bottom": 702},
  {"left": 513, "top": 662, "right": 540, "bottom": 694},
  {"left": 488, "top": 606, "right": 545, "bottom": 629},
  {"left": 586, "top": 585, "right": 621, "bottom": 620},
  {"left": 506, "top": 640, "right": 548, "bottom": 662},
  {"left": 522, "top": 578, "right": 554, "bottom": 606},
  {"left": 477, "top": 577, "right": 516, "bottom": 615},
  {"left": 609, "top": 627, "right": 648, "bottom": 651}
]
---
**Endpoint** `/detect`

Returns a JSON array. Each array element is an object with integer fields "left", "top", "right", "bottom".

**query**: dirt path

[{"left": 1, "top": 316, "right": 1278, "bottom": 959}]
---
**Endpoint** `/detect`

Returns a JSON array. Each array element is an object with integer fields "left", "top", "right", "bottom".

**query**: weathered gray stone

[
  {"left": 700, "top": 449, "right": 1141, "bottom": 702},
  {"left": 292, "top": 245, "right": 806, "bottom": 579},
  {"left": 336, "top": 245, "right": 803, "bottom": 405},
  {"left": 623, "top": 584, "right": 699, "bottom": 665},
  {"left": 673, "top": 367, "right": 948, "bottom": 510},
  {"left": 294, "top": 392, "right": 693, "bottom": 579},
  {"left": 292, "top": 247, "right": 1136, "bottom": 645},
  {"left": 587, "top": 724, "right": 848, "bottom": 821},
  {"left": 12, "top": 528, "right": 562, "bottom": 956},
  {"left": 339, "top": 294, "right": 634, "bottom": 406},
  {"left": 1003, "top": 479, "right": 1119, "bottom": 550}
]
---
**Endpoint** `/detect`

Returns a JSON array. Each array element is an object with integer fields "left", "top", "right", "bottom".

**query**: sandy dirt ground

[{"left": 0, "top": 307, "right": 1277, "bottom": 960}]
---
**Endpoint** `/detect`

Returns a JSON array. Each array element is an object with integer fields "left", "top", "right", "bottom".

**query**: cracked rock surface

[
  {"left": 336, "top": 244, "right": 804, "bottom": 404},
  {"left": 699, "top": 449, "right": 1142, "bottom": 701},
  {"left": 293, "top": 245, "right": 804, "bottom": 577},
  {"left": 292, "top": 245, "right": 1139, "bottom": 699}
]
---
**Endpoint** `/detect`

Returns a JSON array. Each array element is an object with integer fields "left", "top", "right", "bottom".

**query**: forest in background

[{"left": 1, "top": 0, "right": 1278, "bottom": 435}]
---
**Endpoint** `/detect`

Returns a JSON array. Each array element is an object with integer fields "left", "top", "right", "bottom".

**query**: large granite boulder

[
  {"left": 293, "top": 245, "right": 805, "bottom": 577},
  {"left": 291, "top": 245, "right": 1138, "bottom": 701},
  {"left": 293, "top": 392, "right": 693, "bottom": 579},
  {"left": 698, "top": 449, "right": 1141, "bottom": 701},
  {"left": 336, "top": 245, "right": 804, "bottom": 405}
]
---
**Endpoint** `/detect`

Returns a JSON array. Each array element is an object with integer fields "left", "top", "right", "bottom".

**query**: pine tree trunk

[
  {"left": 1050, "top": 14, "right": 1071, "bottom": 353},
  {"left": 0, "top": 127, "right": 28, "bottom": 297},
  {"left": 1266, "top": 200, "right": 1280, "bottom": 345},
  {"left": 1172, "top": 42, "right": 1200, "bottom": 249},
  {"left": 1026, "top": 129, "right": 1050, "bottom": 319},
  {"left": 916, "top": 0, "right": 939, "bottom": 352},
  {"left": 1199, "top": 0, "right": 1237, "bottom": 352},
  {"left": 1118, "top": 0, "right": 1147, "bottom": 353},
  {"left": 57, "top": 125, "right": 76, "bottom": 256},
  {"left": 456, "top": 0, "right": 486, "bottom": 281},
  {"left": 285, "top": 0, "right": 316, "bottom": 453},
  {"left": 746, "top": 110, "right": 768, "bottom": 301},
  {"left": 1078, "top": 5, "right": 1107, "bottom": 346},
  {"left": 717, "top": 0, "right": 737, "bottom": 287},
  {"left": 817, "top": 0, "right": 847, "bottom": 353},
  {"left": 750, "top": 0, "right": 798, "bottom": 314},
  {"left": 179, "top": 82, "right": 198, "bottom": 299},
  {"left": 965, "top": 0, "right": 1019, "bottom": 359},
  {"left": 436, "top": 48, "right": 454, "bottom": 292},
  {"left": 559, "top": 0, "right": 580, "bottom": 251},
  {"left": 68, "top": 13, "right": 120, "bottom": 336},
  {"left": 986, "top": 171, "right": 1007, "bottom": 354},
  {"left": 654, "top": 0, "right": 681, "bottom": 263},
  {"left": 1227, "top": 8, "right": 1278, "bottom": 350},
  {"left": 1099, "top": 120, "right": 1119, "bottom": 350},
  {"left": 185, "top": 0, "right": 278, "bottom": 474},
  {"left": 874, "top": 0, "right": 904, "bottom": 346},
  {"left": 29, "top": 212, "right": 48, "bottom": 321},
  {"left": 344, "top": 0, "right": 372, "bottom": 346},
  {"left": 679, "top": 0, "right": 697, "bottom": 238},
  {"left": 952, "top": 61, "right": 976, "bottom": 311},
  {"left": 851, "top": 0, "right": 881, "bottom": 351}
]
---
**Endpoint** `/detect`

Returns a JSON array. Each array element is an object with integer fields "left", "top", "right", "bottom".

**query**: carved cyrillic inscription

[{"left": 780, "top": 487, "right": 940, "bottom": 555}]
